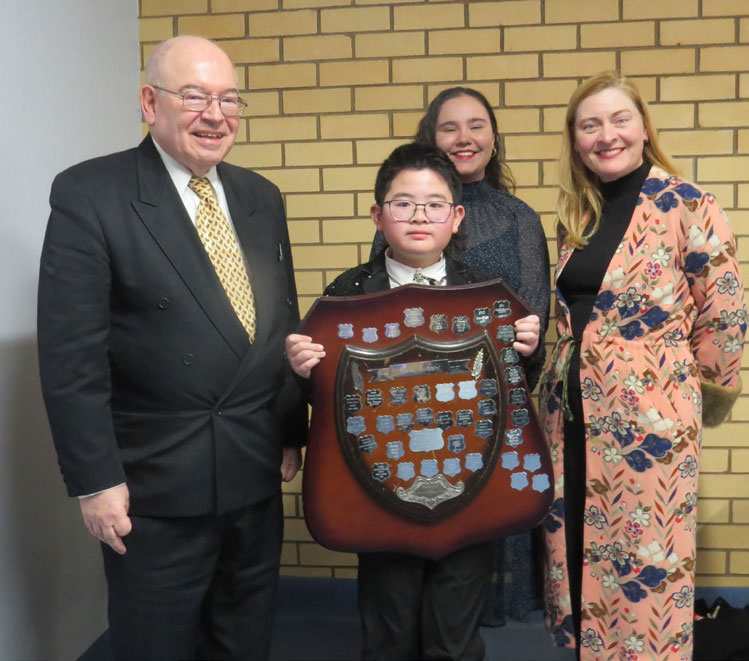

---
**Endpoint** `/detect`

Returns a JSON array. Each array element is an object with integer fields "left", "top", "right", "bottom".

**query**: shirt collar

[
  {"left": 152, "top": 137, "right": 220, "bottom": 196},
  {"left": 385, "top": 250, "right": 447, "bottom": 287}
]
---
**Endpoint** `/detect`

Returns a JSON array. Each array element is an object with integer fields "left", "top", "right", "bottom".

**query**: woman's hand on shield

[
  {"left": 286, "top": 334, "right": 326, "bottom": 378},
  {"left": 513, "top": 315, "right": 540, "bottom": 357}
]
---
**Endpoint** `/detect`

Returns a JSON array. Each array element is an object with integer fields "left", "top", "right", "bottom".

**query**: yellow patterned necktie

[{"left": 189, "top": 176, "right": 257, "bottom": 341}]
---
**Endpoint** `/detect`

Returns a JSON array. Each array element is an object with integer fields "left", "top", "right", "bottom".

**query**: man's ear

[{"left": 140, "top": 86, "right": 157, "bottom": 127}]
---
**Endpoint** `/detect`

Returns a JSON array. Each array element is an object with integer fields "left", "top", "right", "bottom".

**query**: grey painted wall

[{"left": 0, "top": 1, "right": 140, "bottom": 657}]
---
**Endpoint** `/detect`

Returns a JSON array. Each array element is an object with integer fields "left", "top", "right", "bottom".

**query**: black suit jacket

[{"left": 38, "top": 135, "right": 307, "bottom": 516}]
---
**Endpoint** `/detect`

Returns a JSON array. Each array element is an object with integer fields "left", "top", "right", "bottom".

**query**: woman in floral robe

[{"left": 540, "top": 72, "right": 745, "bottom": 660}]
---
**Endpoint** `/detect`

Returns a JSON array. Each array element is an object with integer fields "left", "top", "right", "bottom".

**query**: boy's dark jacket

[{"left": 323, "top": 253, "right": 484, "bottom": 296}]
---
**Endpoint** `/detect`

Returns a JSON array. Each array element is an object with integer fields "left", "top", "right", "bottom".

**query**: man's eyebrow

[{"left": 178, "top": 84, "right": 240, "bottom": 95}]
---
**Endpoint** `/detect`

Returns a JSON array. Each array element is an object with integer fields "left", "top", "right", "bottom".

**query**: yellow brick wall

[{"left": 138, "top": 1, "right": 749, "bottom": 586}]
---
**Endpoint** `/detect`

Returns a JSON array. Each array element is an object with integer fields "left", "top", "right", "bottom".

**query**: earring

[{"left": 491, "top": 146, "right": 498, "bottom": 157}]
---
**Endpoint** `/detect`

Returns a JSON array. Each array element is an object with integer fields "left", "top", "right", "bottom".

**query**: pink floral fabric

[{"left": 540, "top": 166, "right": 745, "bottom": 660}]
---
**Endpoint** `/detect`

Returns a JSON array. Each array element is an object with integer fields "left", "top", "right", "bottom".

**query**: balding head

[{"left": 144, "top": 36, "right": 236, "bottom": 88}]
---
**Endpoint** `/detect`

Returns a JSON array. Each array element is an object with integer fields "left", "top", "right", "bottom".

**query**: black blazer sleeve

[{"left": 38, "top": 166, "right": 126, "bottom": 496}]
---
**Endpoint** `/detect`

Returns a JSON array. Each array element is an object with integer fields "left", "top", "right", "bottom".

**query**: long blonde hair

[{"left": 557, "top": 72, "right": 679, "bottom": 249}]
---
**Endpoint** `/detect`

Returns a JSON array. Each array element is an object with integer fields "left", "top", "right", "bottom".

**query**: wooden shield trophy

[{"left": 299, "top": 279, "right": 552, "bottom": 559}]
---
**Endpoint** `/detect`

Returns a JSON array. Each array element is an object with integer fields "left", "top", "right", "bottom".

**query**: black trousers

[
  {"left": 101, "top": 492, "right": 283, "bottom": 661},
  {"left": 563, "top": 374, "right": 586, "bottom": 656},
  {"left": 357, "top": 541, "right": 494, "bottom": 661}
]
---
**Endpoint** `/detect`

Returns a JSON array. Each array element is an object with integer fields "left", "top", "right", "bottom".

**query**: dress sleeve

[
  {"left": 516, "top": 206, "right": 551, "bottom": 391},
  {"left": 679, "top": 189, "right": 745, "bottom": 426}
]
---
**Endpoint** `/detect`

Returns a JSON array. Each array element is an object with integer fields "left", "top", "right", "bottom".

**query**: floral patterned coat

[{"left": 540, "top": 166, "right": 746, "bottom": 661}]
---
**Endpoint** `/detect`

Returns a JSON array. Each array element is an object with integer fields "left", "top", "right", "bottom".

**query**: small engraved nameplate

[
  {"left": 346, "top": 416, "right": 365, "bottom": 435},
  {"left": 404, "top": 307, "right": 425, "bottom": 328},
  {"left": 386, "top": 441, "right": 405, "bottom": 461},
  {"left": 396, "top": 413, "right": 414, "bottom": 432},
  {"left": 505, "top": 429, "right": 523, "bottom": 447},
  {"left": 506, "top": 365, "right": 523, "bottom": 386},
  {"left": 496, "top": 325, "right": 515, "bottom": 343},
  {"left": 377, "top": 415, "right": 395, "bottom": 434},
  {"left": 477, "top": 399, "right": 497, "bottom": 417},
  {"left": 456, "top": 409, "right": 474, "bottom": 427},
  {"left": 436, "top": 411, "right": 454, "bottom": 430},
  {"left": 365, "top": 389, "right": 383, "bottom": 408},
  {"left": 493, "top": 300, "right": 511, "bottom": 319},
  {"left": 447, "top": 435, "right": 466, "bottom": 453},
  {"left": 390, "top": 387, "right": 407, "bottom": 406},
  {"left": 372, "top": 463, "right": 391, "bottom": 482},
  {"left": 415, "top": 408, "right": 435, "bottom": 427},
  {"left": 512, "top": 408, "right": 530, "bottom": 427},
  {"left": 475, "top": 419, "right": 493, "bottom": 438},
  {"left": 452, "top": 316, "right": 470, "bottom": 335},
  {"left": 344, "top": 394, "right": 361, "bottom": 414},
  {"left": 479, "top": 379, "right": 498, "bottom": 397},
  {"left": 413, "top": 385, "right": 431, "bottom": 403},
  {"left": 430, "top": 314, "right": 448, "bottom": 334},
  {"left": 358, "top": 435, "right": 377, "bottom": 454},
  {"left": 473, "top": 307, "right": 492, "bottom": 327}
]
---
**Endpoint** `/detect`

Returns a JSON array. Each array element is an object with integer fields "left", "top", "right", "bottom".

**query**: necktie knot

[
  {"left": 413, "top": 272, "right": 438, "bottom": 286},
  {"left": 188, "top": 176, "right": 215, "bottom": 201}
]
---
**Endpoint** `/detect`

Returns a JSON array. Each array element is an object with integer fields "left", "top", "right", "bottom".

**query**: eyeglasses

[
  {"left": 152, "top": 85, "right": 247, "bottom": 117},
  {"left": 383, "top": 200, "right": 455, "bottom": 223}
]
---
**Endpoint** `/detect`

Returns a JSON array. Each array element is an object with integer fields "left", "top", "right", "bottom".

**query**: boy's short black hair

[{"left": 373, "top": 142, "right": 462, "bottom": 206}]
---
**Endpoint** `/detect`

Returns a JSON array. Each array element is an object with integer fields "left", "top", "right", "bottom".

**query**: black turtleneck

[{"left": 558, "top": 160, "right": 651, "bottom": 342}]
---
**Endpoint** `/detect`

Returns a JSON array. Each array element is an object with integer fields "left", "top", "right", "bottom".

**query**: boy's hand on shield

[{"left": 286, "top": 334, "right": 326, "bottom": 379}]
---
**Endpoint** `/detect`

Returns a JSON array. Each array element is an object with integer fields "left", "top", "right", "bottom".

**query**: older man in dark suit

[{"left": 37, "top": 36, "right": 306, "bottom": 660}]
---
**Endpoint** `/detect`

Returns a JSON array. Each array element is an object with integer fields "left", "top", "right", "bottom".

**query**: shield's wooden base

[{"left": 300, "top": 279, "right": 552, "bottom": 559}]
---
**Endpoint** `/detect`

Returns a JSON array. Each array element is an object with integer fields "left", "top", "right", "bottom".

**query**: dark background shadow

[{"left": 0, "top": 337, "right": 106, "bottom": 659}]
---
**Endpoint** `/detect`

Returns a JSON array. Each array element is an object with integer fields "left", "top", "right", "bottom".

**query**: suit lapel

[{"left": 131, "top": 136, "right": 249, "bottom": 358}]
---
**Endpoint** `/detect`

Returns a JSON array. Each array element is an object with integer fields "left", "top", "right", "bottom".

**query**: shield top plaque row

[{"left": 300, "top": 278, "right": 553, "bottom": 559}]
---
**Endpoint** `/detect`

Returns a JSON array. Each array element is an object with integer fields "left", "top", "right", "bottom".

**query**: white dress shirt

[{"left": 384, "top": 250, "right": 448, "bottom": 288}]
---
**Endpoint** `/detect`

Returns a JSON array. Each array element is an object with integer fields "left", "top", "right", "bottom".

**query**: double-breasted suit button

[
  {"left": 182, "top": 354, "right": 194, "bottom": 365},
  {"left": 157, "top": 297, "right": 170, "bottom": 309},
  {"left": 286, "top": 297, "right": 294, "bottom": 307}
]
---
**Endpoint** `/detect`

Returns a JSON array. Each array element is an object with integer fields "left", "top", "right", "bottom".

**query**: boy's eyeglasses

[{"left": 383, "top": 200, "right": 454, "bottom": 223}]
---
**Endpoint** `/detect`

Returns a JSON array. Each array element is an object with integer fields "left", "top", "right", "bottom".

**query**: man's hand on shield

[
  {"left": 286, "top": 333, "right": 326, "bottom": 378},
  {"left": 513, "top": 315, "right": 540, "bottom": 357}
]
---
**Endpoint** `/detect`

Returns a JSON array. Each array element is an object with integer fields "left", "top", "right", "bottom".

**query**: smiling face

[
  {"left": 371, "top": 168, "right": 464, "bottom": 269},
  {"left": 140, "top": 38, "right": 239, "bottom": 176},
  {"left": 573, "top": 86, "right": 648, "bottom": 183},
  {"left": 434, "top": 94, "right": 496, "bottom": 184}
]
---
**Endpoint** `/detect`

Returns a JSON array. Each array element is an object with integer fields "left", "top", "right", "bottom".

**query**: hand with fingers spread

[
  {"left": 286, "top": 333, "right": 326, "bottom": 378},
  {"left": 79, "top": 484, "right": 132, "bottom": 555},
  {"left": 513, "top": 314, "right": 541, "bottom": 357}
]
